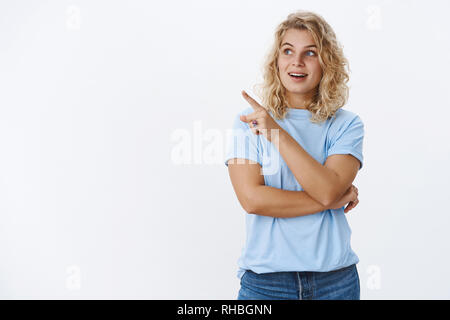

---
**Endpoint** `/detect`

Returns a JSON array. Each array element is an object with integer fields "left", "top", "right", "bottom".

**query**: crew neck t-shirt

[{"left": 224, "top": 106, "right": 364, "bottom": 280}]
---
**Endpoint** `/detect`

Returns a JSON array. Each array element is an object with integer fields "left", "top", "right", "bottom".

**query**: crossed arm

[
  {"left": 227, "top": 159, "right": 329, "bottom": 218},
  {"left": 275, "top": 128, "right": 360, "bottom": 207},
  {"left": 226, "top": 131, "right": 361, "bottom": 218}
]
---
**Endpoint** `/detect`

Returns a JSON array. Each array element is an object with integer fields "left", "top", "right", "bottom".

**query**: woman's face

[{"left": 277, "top": 28, "right": 323, "bottom": 105}]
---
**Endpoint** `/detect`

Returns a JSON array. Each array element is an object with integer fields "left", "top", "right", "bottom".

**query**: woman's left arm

[
  {"left": 240, "top": 90, "right": 360, "bottom": 207},
  {"left": 276, "top": 130, "right": 360, "bottom": 207}
]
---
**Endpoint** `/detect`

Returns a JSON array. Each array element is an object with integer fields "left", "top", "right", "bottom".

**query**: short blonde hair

[{"left": 253, "top": 10, "right": 350, "bottom": 124}]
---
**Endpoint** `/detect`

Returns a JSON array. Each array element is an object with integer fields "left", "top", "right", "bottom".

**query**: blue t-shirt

[{"left": 224, "top": 106, "right": 364, "bottom": 280}]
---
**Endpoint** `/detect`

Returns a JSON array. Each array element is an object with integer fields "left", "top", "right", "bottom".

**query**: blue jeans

[{"left": 237, "top": 264, "right": 360, "bottom": 300}]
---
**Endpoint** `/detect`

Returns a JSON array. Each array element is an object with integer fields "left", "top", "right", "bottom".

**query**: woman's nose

[{"left": 292, "top": 54, "right": 305, "bottom": 66}]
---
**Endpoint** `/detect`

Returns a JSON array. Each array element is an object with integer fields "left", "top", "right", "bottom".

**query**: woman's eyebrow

[{"left": 281, "top": 42, "right": 317, "bottom": 48}]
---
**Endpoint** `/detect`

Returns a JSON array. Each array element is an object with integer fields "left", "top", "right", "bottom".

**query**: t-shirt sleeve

[
  {"left": 224, "top": 112, "right": 262, "bottom": 167},
  {"left": 327, "top": 115, "right": 364, "bottom": 170}
]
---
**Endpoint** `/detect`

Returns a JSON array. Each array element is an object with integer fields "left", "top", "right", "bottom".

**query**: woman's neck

[{"left": 286, "top": 91, "right": 315, "bottom": 109}]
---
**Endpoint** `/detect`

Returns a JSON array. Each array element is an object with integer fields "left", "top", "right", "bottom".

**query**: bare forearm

[
  {"left": 248, "top": 185, "right": 328, "bottom": 218},
  {"left": 273, "top": 128, "right": 339, "bottom": 206}
]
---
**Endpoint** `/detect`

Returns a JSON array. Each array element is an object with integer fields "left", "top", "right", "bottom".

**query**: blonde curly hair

[{"left": 253, "top": 10, "right": 350, "bottom": 124}]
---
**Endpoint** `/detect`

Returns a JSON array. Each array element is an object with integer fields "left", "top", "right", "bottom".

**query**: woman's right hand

[{"left": 328, "top": 184, "right": 359, "bottom": 213}]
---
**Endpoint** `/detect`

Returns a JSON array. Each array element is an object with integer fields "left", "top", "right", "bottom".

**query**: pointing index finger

[{"left": 242, "top": 90, "right": 263, "bottom": 111}]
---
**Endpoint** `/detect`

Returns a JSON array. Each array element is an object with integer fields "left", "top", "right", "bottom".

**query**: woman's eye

[{"left": 283, "top": 49, "right": 316, "bottom": 56}]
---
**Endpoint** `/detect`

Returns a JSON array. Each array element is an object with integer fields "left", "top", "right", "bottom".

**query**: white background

[{"left": 0, "top": 0, "right": 449, "bottom": 299}]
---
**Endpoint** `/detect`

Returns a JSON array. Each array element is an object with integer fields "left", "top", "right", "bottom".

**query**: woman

[{"left": 224, "top": 10, "right": 364, "bottom": 300}]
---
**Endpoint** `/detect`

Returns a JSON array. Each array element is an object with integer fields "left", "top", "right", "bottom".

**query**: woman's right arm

[
  {"left": 248, "top": 185, "right": 328, "bottom": 218},
  {"left": 227, "top": 158, "right": 357, "bottom": 218}
]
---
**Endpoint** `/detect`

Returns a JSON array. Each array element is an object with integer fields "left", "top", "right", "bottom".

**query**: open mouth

[{"left": 289, "top": 72, "right": 308, "bottom": 79}]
